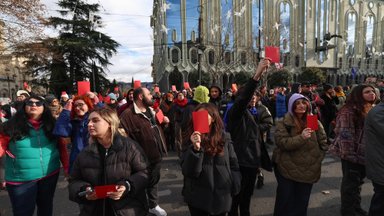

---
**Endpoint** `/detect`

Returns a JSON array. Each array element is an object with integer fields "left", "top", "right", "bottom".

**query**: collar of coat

[
  {"left": 282, "top": 113, "right": 297, "bottom": 127},
  {"left": 86, "top": 134, "right": 125, "bottom": 155},
  {"left": 133, "top": 102, "right": 156, "bottom": 119}
]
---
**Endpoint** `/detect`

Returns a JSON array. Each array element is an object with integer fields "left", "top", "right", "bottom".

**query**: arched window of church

[
  {"left": 365, "top": 15, "right": 374, "bottom": 68},
  {"left": 186, "top": 0, "right": 199, "bottom": 44},
  {"left": 166, "top": 1, "right": 182, "bottom": 48},
  {"left": 221, "top": 0, "right": 233, "bottom": 50},
  {"left": 252, "top": 0, "right": 264, "bottom": 52},
  {"left": 345, "top": 12, "right": 356, "bottom": 59},
  {"left": 279, "top": 1, "right": 291, "bottom": 65},
  {"left": 315, "top": 0, "right": 330, "bottom": 63}
]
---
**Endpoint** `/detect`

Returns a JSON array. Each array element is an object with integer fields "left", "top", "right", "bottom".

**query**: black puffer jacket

[
  {"left": 181, "top": 133, "right": 240, "bottom": 215},
  {"left": 68, "top": 134, "right": 149, "bottom": 216},
  {"left": 227, "top": 79, "right": 262, "bottom": 168}
]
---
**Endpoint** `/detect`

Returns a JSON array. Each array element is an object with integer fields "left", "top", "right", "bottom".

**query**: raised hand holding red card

[
  {"left": 77, "top": 81, "right": 90, "bottom": 96},
  {"left": 192, "top": 110, "right": 210, "bottom": 134},
  {"left": 307, "top": 115, "right": 319, "bottom": 131},
  {"left": 265, "top": 46, "right": 280, "bottom": 63}
]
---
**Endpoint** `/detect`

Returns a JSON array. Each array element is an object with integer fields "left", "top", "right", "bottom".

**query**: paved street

[{"left": 0, "top": 148, "right": 374, "bottom": 216}]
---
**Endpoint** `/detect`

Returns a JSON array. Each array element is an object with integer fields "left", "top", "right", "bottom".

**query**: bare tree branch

[{"left": 0, "top": 0, "right": 47, "bottom": 53}]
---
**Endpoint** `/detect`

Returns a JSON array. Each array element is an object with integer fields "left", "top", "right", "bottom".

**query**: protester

[
  {"left": 171, "top": 91, "right": 189, "bottom": 156},
  {"left": 53, "top": 94, "right": 95, "bottom": 173},
  {"left": 365, "top": 98, "right": 384, "bottom": 216},
  {"left": 208, "top": 84, "right": 223, "bottom": 112},
  {"left": 272, "top": 93, "right": 328, "bottom": 216},
  {"left": 227, "top": 59, "right": 270, "bottom": 216},
  {"left": 117, "top": 88, "right": 134, "bottom": 116},
  {"left": 120, "top": 87, "right": 169, "bottom": 216},
  {"left": 160, "top": 93, "right": 175, "bottom": 151},
  {"left": 251, "top": 91, "right": 273, "bottom": 189},
  {"left": 105, "top": 92, "right": 118, "bottom": 109},
  {"left": 181, "top": 103, "right": 240, "bottom": 216},
  {"left": 319, "top": 83, "right": 339, "bottom": 139},
  {"left": 179, "top": 85, "right": 210, "bottom": 152},
  {"left": 275, "top": 87, "right": 287, "bottom": 121},
  {"left": 46, "top": 94, "right": 63, "bottom": 119},
  {"left": 60, "top": 91, "right": 70, "bottom": 107},
  {"left": 285, "top": 82, "right": 301, "bottom": 109},
  {"left": 329, "top": 84, "right": 376, "bottom": 216},
  {"left": 14, "top": 90, "right": 30, "bottom": 111},
  {"left": 68, "top": 107, "right": 149, "bottom": 216},
  {"left": 2, "top": 95, "right": 61, "bottom": 216},
  {"left": 334, "top": 85, "right": 346, "bottom": 111}
]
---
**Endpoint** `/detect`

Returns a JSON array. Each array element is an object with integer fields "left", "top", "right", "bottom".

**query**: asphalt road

[{"left": 0, "top": 148, "right": 374, "bottom": 216}]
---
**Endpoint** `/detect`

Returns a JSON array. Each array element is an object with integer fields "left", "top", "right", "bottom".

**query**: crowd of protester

[{"left": 1, "top": 59, "right": 384, "bottom": 216}]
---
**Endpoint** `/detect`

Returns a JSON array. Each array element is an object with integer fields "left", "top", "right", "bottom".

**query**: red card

[
  {"left": 103, "top": 96, "right": 111, "bottom": 104},
  {"left": 23, "top": 82, "right": 28, "bottom": 89},
  {"left": 231, "top": 84, "right": 238, "bottom": 92},
  {"left": 94, "top": 185, "right": 117, "bottom": 199},
  {"left": 154, "top": 86, "right": 160, "bottom": 93},
  {"left": 192, "top": 110, "right": 210, "bottom": 134},
  {"left": 114, "top": 87, "right": 119, "bottom": 92},
  {"left": 307, "top": 115, "right": 319, "bottom": 131},
  {"left": 265, "top": 46, "right": 280, "bottom": 63},
  {"left": 171, "top": 85, "right": 177, "bottom": 92},
  {"left": 184, "top": 82, "right": 190, "bottom": 89},
  {"left": 77, "top": 81, "right": 90, "bottom": 96},
  {"left": 156, "top": 109, "right": 164, "bottom": 124},
  {"left": 134, "top": 80, "right": 141, "bottom": 89}
]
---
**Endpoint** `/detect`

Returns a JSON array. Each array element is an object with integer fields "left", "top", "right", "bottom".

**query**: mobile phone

[{"left": 78, "top": 188, "right": 94, "bottom": 197}]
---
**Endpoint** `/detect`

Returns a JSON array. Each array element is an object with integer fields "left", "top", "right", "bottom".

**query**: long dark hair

[
  {"left": 1, "top": 95, "right": 56, "bottom": 141},
  {"left": 291, "top": 98, "right": 311, "bottom": 134},
  {"left": 182, "top": 103, "right": 225, "bottom": 156},
  {"left": 342, "top": 84, "right": 376, "bottom": 126}
]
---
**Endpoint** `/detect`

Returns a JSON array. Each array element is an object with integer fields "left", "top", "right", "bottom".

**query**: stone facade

[{"left": 152, "top": 0, "right": 384, "bottom": 90}]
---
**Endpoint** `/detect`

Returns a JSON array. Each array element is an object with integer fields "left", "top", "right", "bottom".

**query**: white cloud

[{"left": 42, "top": 0, "right": 154, "bottom": 82}]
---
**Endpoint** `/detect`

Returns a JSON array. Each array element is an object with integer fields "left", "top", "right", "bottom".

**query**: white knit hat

[{"left": 61, "top": 91, "right": 69, "bottom": 99}]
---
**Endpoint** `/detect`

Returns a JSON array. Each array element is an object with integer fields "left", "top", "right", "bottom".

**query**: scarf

[
  {"left": 174, "top": 98, "right": 188, "bottom": 107},
  {"left": 336, "top": 91, "right": 345, "bottom": 97},
  {"left": 28, "top": 118, "right": 42, "bottom": 130}
]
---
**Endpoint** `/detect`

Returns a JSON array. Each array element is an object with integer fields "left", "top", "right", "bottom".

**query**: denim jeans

[
  {"left": 6, "top": 172, "right": 59, "bottom": 216},
  {"left": 273, "top": 167, "right": 313, "bottom": 216}
]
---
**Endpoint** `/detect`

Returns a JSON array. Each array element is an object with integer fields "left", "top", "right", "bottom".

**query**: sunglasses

[{"left": 26, "top": 100, "right": 44, "bottom": 107}]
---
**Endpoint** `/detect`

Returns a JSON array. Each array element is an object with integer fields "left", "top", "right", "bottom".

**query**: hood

[
  {"left": 193, "top": 85, "right": 210, "bottom": 103},
  {"left": 209, "top": 84, "right": 222, "bottom": 97},
  {"left": 288, "top": 93, "right": 310, "bottom": 114}
]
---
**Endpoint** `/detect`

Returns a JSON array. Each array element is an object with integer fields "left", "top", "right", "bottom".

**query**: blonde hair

[{"left": 89, "top": 107, "right": 120, "bottom": 144}]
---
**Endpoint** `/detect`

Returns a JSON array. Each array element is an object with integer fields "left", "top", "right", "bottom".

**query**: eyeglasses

[
  {"left": 26, "top": 100, "right": 44, "bottom": 107},
  {"left": 74, "top": 103, "right": 86, "bottom": 108}
]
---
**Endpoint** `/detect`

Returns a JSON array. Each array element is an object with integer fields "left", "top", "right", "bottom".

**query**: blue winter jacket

[{"left": 53, "top": 110, "right": 90, "bottom": 173}]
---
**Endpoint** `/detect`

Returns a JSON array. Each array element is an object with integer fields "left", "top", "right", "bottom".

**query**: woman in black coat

[
  {"left": 68, "top": 107, "right": 149, "bottom": 216},
  {"left": 181, "top": 103, "right": 241, "bottom": 216}
]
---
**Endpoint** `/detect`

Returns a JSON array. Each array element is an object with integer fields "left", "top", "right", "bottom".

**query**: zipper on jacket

[
  {"left": 37, "top": 130, "right": 45, "bottom": 175},
  {"left": 103, "top": 147, "right": 109, "bottom": 216}
]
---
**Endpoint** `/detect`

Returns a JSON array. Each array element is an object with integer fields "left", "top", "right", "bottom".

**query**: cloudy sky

[{"left": 42, "top": 0, "right": 154, "bottom": 83}]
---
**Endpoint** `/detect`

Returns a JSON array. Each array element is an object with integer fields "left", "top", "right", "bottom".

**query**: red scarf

[
  {"left": 28, "top": 119, "right": 42, "bottom": 130},
  {"left": 174, "top": 98, "right": 188, "bottom": 107}
]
